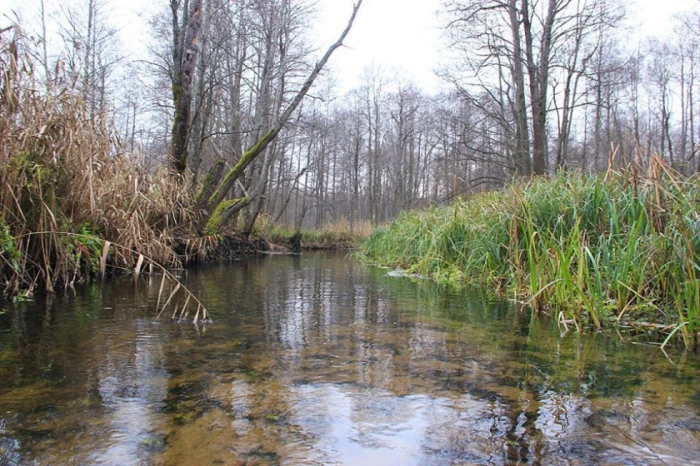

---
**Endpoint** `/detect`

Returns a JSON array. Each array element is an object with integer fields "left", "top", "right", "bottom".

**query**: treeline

[
  {"left": 8, "top": 0, "right": 700, "bottom": 233},
  {"left": 154, "top": 0, "right": 700, "bottom": 231}
]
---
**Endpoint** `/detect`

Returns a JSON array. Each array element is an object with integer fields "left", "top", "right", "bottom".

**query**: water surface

[{"left": 1, "top": 252, "right": 699, "bottom": 465}]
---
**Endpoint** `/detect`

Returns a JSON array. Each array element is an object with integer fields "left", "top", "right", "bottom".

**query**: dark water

[{"left": 1, "top": 252, "right": 699, "bottom": 465}]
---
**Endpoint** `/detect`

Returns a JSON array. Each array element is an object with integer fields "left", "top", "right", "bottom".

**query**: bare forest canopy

[{"left": 4, "top": 0, "right": 700, "bottom": 234}]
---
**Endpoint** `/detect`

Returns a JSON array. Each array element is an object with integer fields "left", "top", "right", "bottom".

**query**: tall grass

[
  {"left": 0, "top": 32, "right": 208, "bottom": 316},
  {"left": 363, "top": 159, "right": 700, "bottom": 347}
]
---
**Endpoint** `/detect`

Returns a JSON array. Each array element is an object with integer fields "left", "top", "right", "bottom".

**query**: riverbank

[
  {"left": 362, "top": 159, "right": 700, "bottom": 348},
  {"left": 174, "top": 224, "right": 365, "bottom": 264},
  {"left": 0, "top": 37, "right": 363, "bottom": 303},
  {"left": 259, "top": 219, "right": 372, "bottom": 251}
]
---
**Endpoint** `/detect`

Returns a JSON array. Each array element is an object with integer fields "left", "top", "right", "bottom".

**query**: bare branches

[{"left": 202, "top": 0, "right": 364, "bottom": 232}]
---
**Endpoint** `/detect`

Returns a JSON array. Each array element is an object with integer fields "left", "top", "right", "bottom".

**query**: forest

[
  {"left": 2, "top": 0, "right": 700, "bottom": 341},
  {"left": 9, "top": 0, "right": 700, "bottom": 225}
]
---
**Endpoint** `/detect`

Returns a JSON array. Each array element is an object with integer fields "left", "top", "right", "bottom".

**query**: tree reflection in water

[{"left": 0, "top": 252, "right": 698, "bottom": 465}]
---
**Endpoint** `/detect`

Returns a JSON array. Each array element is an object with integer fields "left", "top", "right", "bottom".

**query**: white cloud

[{"left": 633, "top": 0, "right": 697, "bottom": 37}]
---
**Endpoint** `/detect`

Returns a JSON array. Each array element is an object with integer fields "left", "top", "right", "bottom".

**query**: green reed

[{"left": 362, "top": 158, "right": 700, "bottom": 347}]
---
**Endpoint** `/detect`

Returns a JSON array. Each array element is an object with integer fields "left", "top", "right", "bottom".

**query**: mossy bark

[
  {"left": 194, "top": 159, "right": 225, "bottom": 209},
  {"left": 205, "top": 197, "right": 249, "bottom": 234},
  {"left": 170, "top": 81, "right": 188, "bottom": 173},
  {"left": 169, "top": 0, "right": 203, "bottom": 175},
  {"left": 206, "top": 130, "right": 275, "bottom": 213}
]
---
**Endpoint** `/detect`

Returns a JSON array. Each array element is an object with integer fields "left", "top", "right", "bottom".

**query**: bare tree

[
  {"left": 58, "top": 0, "right": 120, "bottom": 118},
  {"left": 646, "top": 37, "right": 677, "bottom": 161},
  {"left": 201, "top": 0, "right": 364, "bottom": 233}
]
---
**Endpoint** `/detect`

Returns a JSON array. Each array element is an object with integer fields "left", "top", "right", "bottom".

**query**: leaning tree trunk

[{"left": 201, "top": 0, "right": 364, "bottom": 233}]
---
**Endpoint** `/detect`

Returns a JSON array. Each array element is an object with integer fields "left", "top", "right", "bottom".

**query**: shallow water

[{"left": 0, "top": 251, "right": 699, "bottom": 465}]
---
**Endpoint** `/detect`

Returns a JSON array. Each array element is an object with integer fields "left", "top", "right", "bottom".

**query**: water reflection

[
  {"left": 0, "top": 252, "right": 699, "bottom": 465},
  {"left": 90, "top": 321, "right": 168, "bottom": 464}
]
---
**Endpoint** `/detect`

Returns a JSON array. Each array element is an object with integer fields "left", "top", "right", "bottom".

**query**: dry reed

[{"left": 0, "top": 30, "right": 210, "bottom": 320}]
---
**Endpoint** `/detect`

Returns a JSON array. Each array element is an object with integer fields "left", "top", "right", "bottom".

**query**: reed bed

[
  {"left": 0, "top": 32, "right": 208, "bottom": 319},
  {"left": 362, "top": 159, "right": 700, "bottom": 347}
]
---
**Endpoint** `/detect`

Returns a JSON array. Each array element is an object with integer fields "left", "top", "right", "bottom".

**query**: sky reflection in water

[{"left": 0, "top": 252, "right": 699, "bottom": 465}]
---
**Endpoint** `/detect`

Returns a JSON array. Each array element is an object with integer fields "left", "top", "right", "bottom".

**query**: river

[{"left": 1, "top": 251, "right": 699, "bottom": 465}]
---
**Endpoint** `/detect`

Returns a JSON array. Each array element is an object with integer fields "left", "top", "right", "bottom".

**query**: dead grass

[{"left": 0, "top": 30, "right": 210, "bottom": 314}]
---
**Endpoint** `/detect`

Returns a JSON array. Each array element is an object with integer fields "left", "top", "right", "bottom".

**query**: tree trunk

[
  {"left": 522, "top": 0, "right": 556, "bottom": 175},
  {"left": 508, "top": 0, "right": 531, "bottom": 176},
  {"left": 170, "top": 0, "right": 203, "bottom": 175},
  {"left": 202, "top": 0, "right": 364, "bottom": 233}
]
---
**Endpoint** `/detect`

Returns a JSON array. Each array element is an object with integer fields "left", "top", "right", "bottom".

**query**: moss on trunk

[{"left": 205, "top": 197, "right": 248, "bottom": 234}]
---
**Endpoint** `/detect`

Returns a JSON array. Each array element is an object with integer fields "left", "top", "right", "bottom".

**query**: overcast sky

[
  {"left": 312, "top": 0, "right": 699, "bottom": 94},
  {"left": 1, "top": 0, "right": 698, "bottom": 94}
]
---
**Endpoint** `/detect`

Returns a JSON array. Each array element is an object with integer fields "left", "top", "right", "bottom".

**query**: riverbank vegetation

[
  {"left": 363, "top": 160, "right": 700, "bottom": 347},
  {"left": 0, "top": 36, "right": 199, "bottom": 295},
  {"left": 3, "top": 0, "right": 700, "bottom": 330},
  {"left": 260, "top": 218, "right": 373, "bottom": 250},
  {"left": 0, "top": 35, "right": 217, "bottom": 320},
  {"left": 0, "top": 2, "right": 363, "bottom": 300}
]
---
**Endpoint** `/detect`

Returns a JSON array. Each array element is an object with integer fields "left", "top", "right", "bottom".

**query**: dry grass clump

[
  {"left": 0, "top": 31, "right": 206, "bottom": 302},
  {"left": 323, "top": 217, "right": 373, "bottom": 241}
]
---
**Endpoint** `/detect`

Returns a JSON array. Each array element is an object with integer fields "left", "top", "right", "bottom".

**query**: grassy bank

[
  {"left": 362, "top": 160, "right": 700, "bottom": 347},
  {"left": 259, "top": 218, "right": 372, "bottom": 250}
]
